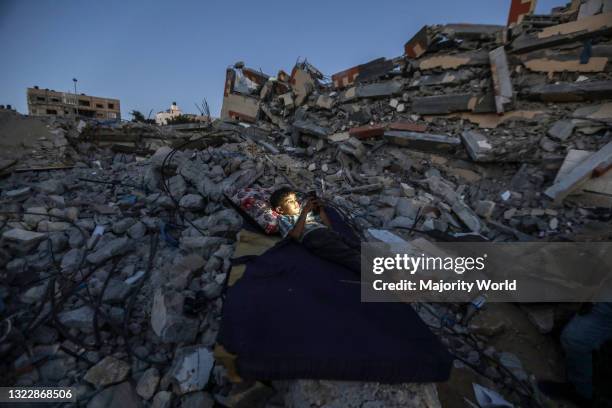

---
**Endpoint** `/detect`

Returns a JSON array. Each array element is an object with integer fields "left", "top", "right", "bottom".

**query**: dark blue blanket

[{"left": 218, "top": 209, "right": 453, "bottom": 383}]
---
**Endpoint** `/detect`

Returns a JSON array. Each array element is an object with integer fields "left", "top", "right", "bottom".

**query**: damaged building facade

[{"left": 27, "top": 86, "right": 121, "bottom": 120}]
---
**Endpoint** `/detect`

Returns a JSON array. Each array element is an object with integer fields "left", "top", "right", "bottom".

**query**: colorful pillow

[{"left": 230, "top": 187, "right": 280, "bottom": 234}]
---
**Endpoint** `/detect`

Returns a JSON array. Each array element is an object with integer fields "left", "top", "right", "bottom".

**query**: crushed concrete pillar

[
  {"left": 384, "top": 130, "right": 461, "bottom": 152},
  {"left": 489, "top": 46, "right": 514, "bottom": 113},
  {"left": 461, "top": 130, "right": 494, "bottom": 162}
]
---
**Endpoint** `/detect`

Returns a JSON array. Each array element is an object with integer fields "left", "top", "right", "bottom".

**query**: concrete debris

[
  {"left": 1, "top": 2, "right": 611, "bottom": 406},
  {"left": 84, "top": 356, "right": 131, "bottom": 388},
  {"left": 168, "top": 346, "right": 214, "bottom": 395}
]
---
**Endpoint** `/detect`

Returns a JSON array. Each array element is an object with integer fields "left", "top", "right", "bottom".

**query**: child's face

[{"left": 277, "top": 193, "right": 300, "bottom": 215}]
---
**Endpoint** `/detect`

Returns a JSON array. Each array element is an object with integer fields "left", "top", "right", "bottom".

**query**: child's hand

[{"left": 302, "top": 198, "right": 316, "bottom": 214}]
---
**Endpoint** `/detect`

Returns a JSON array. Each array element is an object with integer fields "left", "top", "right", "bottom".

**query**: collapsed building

[{"left": 1, "top": 0, "right": 612, "bottom": 407}]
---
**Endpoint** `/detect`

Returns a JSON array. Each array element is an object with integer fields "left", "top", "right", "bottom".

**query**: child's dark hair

[{"left": 270, "top": 187, "right": 295, "bottom": 209}]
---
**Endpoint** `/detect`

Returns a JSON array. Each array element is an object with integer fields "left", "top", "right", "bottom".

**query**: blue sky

[{"left": 1, "top": 0, "right": 564, "bottom": 118}]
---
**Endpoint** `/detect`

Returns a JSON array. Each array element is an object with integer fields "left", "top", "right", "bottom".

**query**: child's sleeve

[{"left": 277, "top": 215, "right": 294, "bottom": 238}]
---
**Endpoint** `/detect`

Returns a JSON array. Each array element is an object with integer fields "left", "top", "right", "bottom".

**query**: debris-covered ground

[{"left": 1, "top": 0, "right": 611, "bottom": 407}]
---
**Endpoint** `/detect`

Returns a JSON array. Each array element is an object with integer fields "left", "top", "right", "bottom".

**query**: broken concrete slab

[
  {"left": 168, "top": 346, "right": 214, "bottom": 395},
  {"left": 511, "top": 13, "right": 612, "bottom": 53},
  {"left": 452, "top": 201, "right": 485, "bottom": 233},
  {"left": 339, "top": 137, "right": 367, "bottom": 162},
  {"left": 384, "top": 130, "right": 461, "bottom": 152},
  {"left": 332, "top": 57, "right": 395, "bottom": 89},
  {"left": 290, "top": 66, "right": 316, "bottom": 106},
  {"left": 544, "top": 141, "right": 612, "bottom": 202},
  {"left": 409, "top": 69, "right": 475, "bottom": 88},
  {"left": 425, "top": 110, "right": 547, "bottom": 128},
  {"left": 404, "top": 26, "right": 431, "bottom": 59},
  {"left": 521, "top": 80, "right": 612, "bottom": 102},
  {"left": 151, "top": 288, "right": 199, "bottom": 344},
  {"left": 341, "top": 80, "right": 403, "bottom": 102},
  {"left": 315, "top": 95, "right": 334, "bottom": 110},
  {"left": 292, "top": 120, "right": 330, "bottom": 138},
  {"left": 552, "top": 148, "right": 612, "bottom": 206},
  {"left": 461, "top": 130, "right": 494, "bottom": 162},
  {"left": 572, "top": 102, "right": 612, "bottom": 122},
  {"left": 519, "top": 45, "right": 612, "bottom": 74},
  {"left": 412, "top": 93, "right": 496, "bottom": 115},
  {"left": 86, "top": 237, "right": 133, "bottom": 265},
  {"left": 442, "top": 23, "right": 504, "bottom": 40},
  {"left": 547, "top": 120, "right": 575, "bottom": 141},
  {"left": 415, "top": 50, "right": 490, "bottom": 70},
  {"left": 348, "top": 124, "right": 385, "bottom": 139},
  {"left": 489, "top": 46, "right": 514, "bottom": 113}
]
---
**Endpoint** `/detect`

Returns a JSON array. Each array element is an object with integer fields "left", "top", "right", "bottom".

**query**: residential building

[{"left": 27, "top": 86, "right": 121, "bottom": 120}]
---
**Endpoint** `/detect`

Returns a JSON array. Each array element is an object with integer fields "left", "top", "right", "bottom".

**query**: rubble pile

[{"left": 1, "top": 0, "right": 611, "bottom": 406}]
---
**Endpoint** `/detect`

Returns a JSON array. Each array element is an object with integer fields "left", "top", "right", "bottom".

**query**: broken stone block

[
  {"left": 127, "top": 221, "right": 147, "bottom": 239},
  {"left": 4, "top": 186, "right": 31, "bottom": 201},
  {"left": 179, "top": 236, "right": 226, "bottom": 256},
  {"left": 24, "top": 207, "right": 48, "bottom": 228},
  {"left": 547, "top": 120, "right": 575, "bottom": 141},
  {"left": 461, "top": 130, "right": 493, "bottom": 162},
  {"left": 292, "top": 120, "right": 330, "bottom": 138},
  {"left": 112, "top": 218, "right": 136, "bottom": 235},
  {"left": 57, "top": 306, "right": 95, "bottom": 332},
  {"left": 168, "top": 346, "right": 214, "bottom": 395},
  {"left": 86, "top": 237, "right": 133, "bottom": 265},
  {"left": 327, "top": 132, "right": 350, "bottom": 143},
  {"left": 544, "top": 141, "right": 612, "bottom": 202},
  {"left": 179, "top": 194, "right": 205, "bottom": 211},
  {"left": 2, "top": 228, "right": 46, "bottom": 253},
  {"left": 475, "top": 200, "right": 496, "bottom": 219},
  {"left": 151, "top": 288, "right": 198, "bottom": 344},
  {"left": 37, "top": 221, "right": 71, "bottom": 232},
  {"left": 168, "top": 175, "right": 187, "bottom": 199},
  {"left": 384, "top": 130, "right": 461, "bottom": 152},
  {"left": 339, "top": 137, "right": 367, "bottom": 162},
  {"left": 61, "top": 248, "right": 85, "bottom": 273},
  {"left": 315, "top": 95, "right": 334, "bottom": 110},
  {"left": 520, "top": 305, "right": 555, "bottom": 334},
  {"left": 136, "top": 367, "right": 160, "bottom": 400},
  {"left": 396, "top": 103, "right": 406, "bottom": 113},
  {"left": 84, "top": 356, "right": 131, "bottom": 388},
  {"left": 400, "top": 183, "right": 416, "bottom": 197},
  {"left": 452, "top": 201, "right": 485, "bottom": 233},
  {"left": 355, "top": 79, "right": 403, "bottom": 99},
  {"left": 167, "top": 254, "right": 206, "bottom": 290}
]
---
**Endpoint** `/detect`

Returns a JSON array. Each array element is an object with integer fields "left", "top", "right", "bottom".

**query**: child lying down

[{"left": 270, "top": 187, "right": 361, "bottom": 273}]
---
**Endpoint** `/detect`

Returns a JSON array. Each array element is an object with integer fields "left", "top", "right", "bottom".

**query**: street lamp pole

[{"left": 72, "top": 78, "right": 78, "bottom": 118}]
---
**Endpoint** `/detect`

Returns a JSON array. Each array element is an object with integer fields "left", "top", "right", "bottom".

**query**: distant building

[
  {"left": 27, "top": 86, "right": 121, "bottom": 120},
  {"left": 155, "top": 102, "right": 182, "bottom": 125},
  {"left": 155, "top": 102, "right": 209, "bottom": 125}
]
